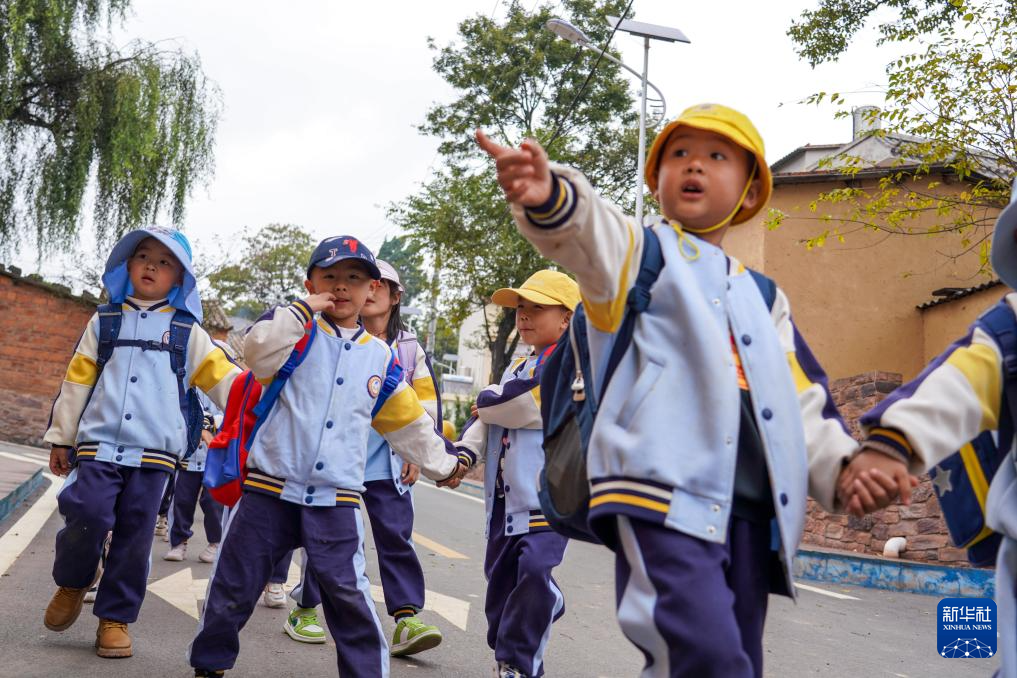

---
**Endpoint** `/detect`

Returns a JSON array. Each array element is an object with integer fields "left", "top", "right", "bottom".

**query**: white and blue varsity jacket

[
  {"left": 458, "top": 350, "right": 551, "bottom": 538},
  {"left": 363, "top": 331, "right": 443, "bottom": 495},
  {"left": 507, "top": 164, "right": 858, "bottom": 592},
  {"left": 44, "top": 297, "right": 240, "bottom": 471},
  {"left": 242, "top": 301, "right": 459, "bottom": 507},
  {"left": 858, "top": 293, "right": 1017, "bottom": 677}
]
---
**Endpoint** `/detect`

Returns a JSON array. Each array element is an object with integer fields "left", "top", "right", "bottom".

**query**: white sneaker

[
  {"left": 83, "top": 586, "right": 98, "bottom": 604},
  {"left": 163, "top": 542, "right": 187, "bottom": 561},
  {"left": 262, "top": 583, "right": 287, "bottom": 608},
  {"left": 198, "top": 543, "right": 218, "bottom": 564},
  {"left": 154, "top": 515, "right": 168, "bottom": 537}
]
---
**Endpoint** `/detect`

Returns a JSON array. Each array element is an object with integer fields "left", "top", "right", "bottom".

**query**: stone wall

[{"left": 802, "top": 370, "right": 968, "bottom": 566}]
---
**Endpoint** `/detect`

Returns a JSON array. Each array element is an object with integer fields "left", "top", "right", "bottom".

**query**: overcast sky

[{"left": 14, "top": 0, "right": 904, "bottom": 284}]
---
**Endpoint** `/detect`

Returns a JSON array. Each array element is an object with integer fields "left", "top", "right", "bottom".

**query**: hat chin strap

[{"left": 682, "top": 160, "right": 757, "bottom": 235}]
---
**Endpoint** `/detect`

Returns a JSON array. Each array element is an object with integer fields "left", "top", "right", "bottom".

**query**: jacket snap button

[
  {"left": 506, "top": 515, "right": 513, "bottom": 523},
  {"left": 336, "top": 377, "right": 344, "bottom": 385},
  {"left": 124, "top": 413, "right": 132, "bottom": 420},
  {"left": 130, "top": 376, "right": 138, "bottom": 383},
  {"left": 326, "top": 421, "right": 333, "bottom": 429},
  {"left": 707, "top": 525, "right": 717, "bottom": 534},
  {"left": 315, "top": 462, "right": 324, "bottom": 470},
  {"left": 762, "top": 408, "right": 773, "bottom": 420},
  {"left": 741, "top": 334, "right": 752, "bottom": 345},
  {"left": 344, "top": 343, "right": 352, "bottom": 350},
  {"left": 780, "top": 493, "right": 789, "bottom": 506},
  {"left": 304, "top": 497, "right": 313, "bottom": 504},
  {"left": 711, "top": 504, "right": 720, "bottom": 513},
  {"left": 506, "top": 525, "right": 513, "bottom": 533},
  {"left": 141, "top": 312, "right": 147, "bottom": 318}
]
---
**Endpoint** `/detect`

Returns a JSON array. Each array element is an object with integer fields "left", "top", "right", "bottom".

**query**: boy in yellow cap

[
  {"left": 455, "top": 269, "right": 579, "bottom": 678},
  {"left": 477, "top": 105, "right": 894, "bottom": 677}
]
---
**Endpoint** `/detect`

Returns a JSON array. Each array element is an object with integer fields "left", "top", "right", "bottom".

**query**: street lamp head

[{"left": 545, "top": 18, "right": 591, "bottom": 45}]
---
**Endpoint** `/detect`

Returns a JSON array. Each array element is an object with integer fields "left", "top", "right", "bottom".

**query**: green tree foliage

[
  {"left": 0, "top": 0, "right": 220, "bottom": 256},
  {"left": 779, "top": 0, "right": 1016, "bottom": 267},
  {"left": 377, "top": 234, "right": 426, "bottom": 304},
  {"left": 207, "top": 223, "right": 315, "bottom": 319},
  {"left": 392, "top": 0, "right": 640, "bottom": 383}
]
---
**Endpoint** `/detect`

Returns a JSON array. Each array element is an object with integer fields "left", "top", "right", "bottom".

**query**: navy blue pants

[
  {"left": 290, "top": 479, "right": 426, "bottom": 617},
  {"left": 189, "top": 492, "right": 387, "bottom": 675},
  {"left": 484, "top": 496, "right": 568, "bottom": 677},
  {"left": 169, "top": 470, "right": 223, "bottom": 548},
  {"left": 53, "top": 460, "right": 170, "bottom": 623},
  {"left": 613, "top": 515, "right": 773, "bottom": 678}
]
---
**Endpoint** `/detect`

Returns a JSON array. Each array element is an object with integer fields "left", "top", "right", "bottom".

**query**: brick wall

[
  {"left": 802, "top": 371, "right": 967, "bottom": 566},
  {"left": 0, "top": 267, "right": 98, "bottom": 446}
]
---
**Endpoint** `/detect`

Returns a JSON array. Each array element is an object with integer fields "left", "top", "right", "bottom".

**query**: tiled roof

[
  {"left": 917, "top": 279, "right": 1004, "bottom": 310},
  {"left": 201, "top": 299, "right": 232, "bottom": 331}
]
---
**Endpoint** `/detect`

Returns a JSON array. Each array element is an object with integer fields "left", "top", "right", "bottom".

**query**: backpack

[
  {"left": 203, "top": 319, "right": 317, "bottom": 506},
  {"left": 92, "top": 303, "right": 203, "bottom": 460},
  {"left": 203, "top": 319, "right": 407, "bottom": 507},
  {"left": 537, "top": 226, "right": 777, "bottom": 544},
  {"left": 928, "top": 299, "right": 1017, "bottom": 566}
]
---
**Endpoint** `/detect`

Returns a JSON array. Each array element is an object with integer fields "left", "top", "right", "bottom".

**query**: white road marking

[
  {"left": 794, "top": 582, "right": 860, "bottom": 600},
  {"left": 0, "top": 459, "right": 60, "bottom": 576},
  {"left": 150, "top": 567, "right": 473, "bottom": 631},
  {"left": 415, "top": 480, "right": 485, "bottom": 504}
]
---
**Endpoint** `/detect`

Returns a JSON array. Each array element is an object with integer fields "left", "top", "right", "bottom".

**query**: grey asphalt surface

[{"left": 0, "top": 470, "right": 999, "bottom": 677}]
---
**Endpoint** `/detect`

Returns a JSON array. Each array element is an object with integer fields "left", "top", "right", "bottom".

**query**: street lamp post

[{"left": 546, "top": 16, "right": 689, "bottom": 226}]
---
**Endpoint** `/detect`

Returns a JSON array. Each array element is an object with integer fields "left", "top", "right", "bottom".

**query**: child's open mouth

[{"left": 681, "top": 179, "right": 704, "bottom": 195}]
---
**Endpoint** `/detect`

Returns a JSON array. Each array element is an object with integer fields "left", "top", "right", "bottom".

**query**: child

[
  {"left": 164, "top": 388, "right": 225, "bottom": 563},
  {"left": 279, "top": 259, "right": 446, "bottom": 652},
  {"left": 844, "top": 179, "right": 1017, "bottom": 675},
  {"left": 42, "top": 227, "right": 240, "bottom": 658},
  {"left": 455, "top": 269, "right": 579, "bottom": 678},
  {"left": 477, "top": 104, "right": 873, "bottom": 678},
  {"left": 188, "top": 236, "right": 466, "bottom": 677}
]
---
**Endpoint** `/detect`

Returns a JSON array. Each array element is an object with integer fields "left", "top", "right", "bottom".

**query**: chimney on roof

[{"left": 852, "top": 105, "right": 881, "bottom": 140}]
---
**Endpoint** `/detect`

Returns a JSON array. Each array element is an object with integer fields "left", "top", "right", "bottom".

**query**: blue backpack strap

[
  {"left": 372, "top": 350, "right": 406, "bottom": 419},
  {"left": 169, "top": 310, "right": 202, "bottom": 457},
  {"left": 95, "top": 303, "right": 123, "bottom": 370},
  {"left": 748, "top": 268, "right": 777, "bottom": 311},
  {"left": 978, "top": 301, "right": 1017, "bottom": 429},
  {"left": 250, "top": 320, "right": 317, "bottom": 426},
  {"left": 601, "top": 227, "right": 665, "bottom": 393}
]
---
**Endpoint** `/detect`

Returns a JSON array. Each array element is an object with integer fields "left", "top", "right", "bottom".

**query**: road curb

[
  {"left": 0, "top": 467, "right": 44, "bottom": 526},
  {"left": 794, "top": 547, "right": 994, "bottom": 598}
]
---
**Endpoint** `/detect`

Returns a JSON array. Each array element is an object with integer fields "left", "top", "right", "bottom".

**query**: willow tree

[
  {"left": 392, "top": 0, "right": 641, "bottom": 382},
  {"left": 0, "top": 0, "right": 220, "bottom": 256},
  {"left": 777, "top": 0, "right": 1016, "bottom": 267}
]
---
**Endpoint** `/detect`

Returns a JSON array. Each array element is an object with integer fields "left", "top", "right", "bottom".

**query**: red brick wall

[
  {"left": 0, "top": 270, "right": 97, "bottom": 446},
  {"left": 802, "top": 371, "right": 967, "bottom": 565}
]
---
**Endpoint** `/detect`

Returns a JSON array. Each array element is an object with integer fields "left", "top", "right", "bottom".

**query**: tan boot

[
  {"left": 44, "top": 586, "right": 89, "bottom": 631},
  {"left": 95, "top": 618, "right": 133, "bottom": 658}
]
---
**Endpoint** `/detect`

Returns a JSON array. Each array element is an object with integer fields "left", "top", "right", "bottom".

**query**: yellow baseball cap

[
  {"left": 491, "top": 270, "right": 580, "bottom": 311},
  {"left": 644, "top": 103, "right": 772, "bottom": 225}
]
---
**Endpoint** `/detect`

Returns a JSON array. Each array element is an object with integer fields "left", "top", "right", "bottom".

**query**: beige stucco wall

[{"left": 724, "top": 175, "right": 997, "bottom": 381}]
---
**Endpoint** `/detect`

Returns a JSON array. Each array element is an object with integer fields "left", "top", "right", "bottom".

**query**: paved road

[{"left": 0, "top": 447, "right": 1000, "bottom": 677}]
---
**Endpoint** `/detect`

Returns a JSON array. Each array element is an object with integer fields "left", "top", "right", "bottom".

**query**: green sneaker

[
  {"left": 390, "top": 615, "right": 442, "bottom": 657},
  {"left": 283, "top": 607, "right": 327, "bottom": 644}
]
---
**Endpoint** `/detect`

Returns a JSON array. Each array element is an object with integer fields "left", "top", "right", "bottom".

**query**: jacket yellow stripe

[
  {"left": 589, "top": 492, "right": 670, "bottom": 513},
  {"left": 65, "top": 353, "right": 98, "bottom": 387},
  {"left": 190, "top": 348, "right": 238, "bottom": 394},
  {"left": 945, "top": 343, "right": 1001, "bottom": 432},
  {"left": 582, "top": 224, "right": 635, "bottom": 334},
  {"left": 372, "top": 385, "right": 426, "bottom": 435}
]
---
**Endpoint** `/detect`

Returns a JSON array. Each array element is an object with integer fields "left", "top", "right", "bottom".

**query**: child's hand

[
  {"left": 401, "top": 463, "right": 420, "bottom": 485},
  {"left": 476, "top": 130, "right": 553, "bottom": 207},
  {"left": 838, "top": 449, "right": 919, "bottom": 517},
  {"left": 49, "top": 445, "right": 72, "bottom": 476},
  {"left": 201, "top": 430, "right": 214, "bottom": 446},
  {"left": 436, "top": 463, "right": 468, "bottom": 489},
  {"left": 471, "top": 402, "right": 479, "bottom": 418},
  {"left": 304, "top": 292, "right": 336, "bottom": 314}
]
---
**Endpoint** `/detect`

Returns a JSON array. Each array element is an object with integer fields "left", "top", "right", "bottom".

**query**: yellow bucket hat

[
  {"left": 644, "top": 103, "right": 772, "bottom": 225},
  {"left": 491, "top": 270, "right": 580, "bottom": 311}
]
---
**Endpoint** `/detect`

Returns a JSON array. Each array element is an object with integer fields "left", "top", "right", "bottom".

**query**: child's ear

[
  {"left": 303, "top": 279, "right": 314, "bottom": 295},
  {"left": 740, "top": 178, "right": 763, "bottom": 211}
]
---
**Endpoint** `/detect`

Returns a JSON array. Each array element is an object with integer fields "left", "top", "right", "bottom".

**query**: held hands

[
  {"left": 837, "top": 448, "right": 920, "bottom": 518},
  {"left": 475, "top": 130, "right": 553, "bottom": 208},
  {"left": 201, "top": 430, "right": 215, "bottom": 446},
  {"left": 401, "top": 463, "right": 420, "bottom": 486},
  {"left": 304, "top": 292, "right": 337, "bottom": 314},
  {"left": 49, "top": 445, "right": 72, "bottom": 477},
  {"left": 436, "top": 462, "right": 469, "bottom": 490}
]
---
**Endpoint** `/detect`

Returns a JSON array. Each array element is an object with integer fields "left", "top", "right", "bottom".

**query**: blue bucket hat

[
  {"left": 990, "top": 178, "right": 1017, "bottom": 290},
  {"left": 101, "top": 227, "right": 203, "bottom": 322},
  {"left": 307, "top": 235, "right": 381, "bottom": 280}
]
